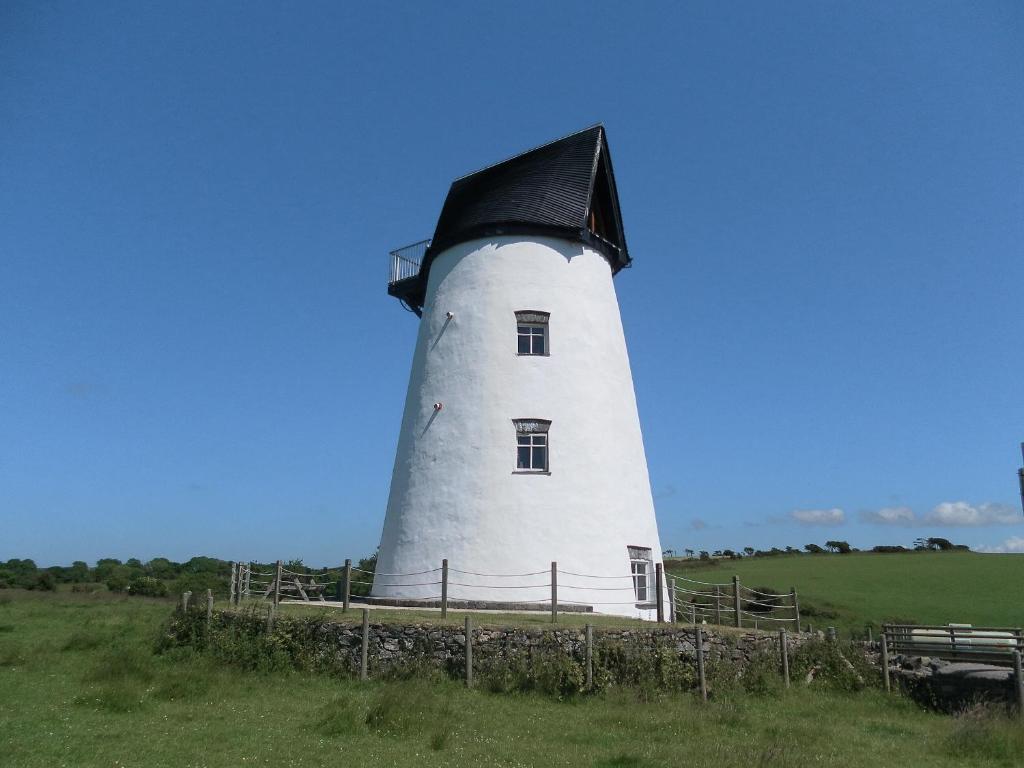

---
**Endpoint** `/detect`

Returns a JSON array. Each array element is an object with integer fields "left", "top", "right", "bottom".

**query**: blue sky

[{"left": 2, "top": 2, "right": 1022, "bottom": 566}]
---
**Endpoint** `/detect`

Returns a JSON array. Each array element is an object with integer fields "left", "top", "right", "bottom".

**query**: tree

[
  {"left": 146, "top": 558, "right": 178, "bottom": 580},
  {"left": 684, "top": 549, "right": 695, "bottom": 559},
  {"left": 824, "top": 540, "right": 851, "bottom": 554},
  {"left": 722, "top": 549, "right": 737, "bottom": 559},
  {"left": 743, "top": 547, "right": 755, "bottom": 557},
  {"left": 94, "top": 558, "right": 123, "bottom": 582},
  {"left": 926, "top": 537, "right": 955, "bottom": 551},
  {"left": 804, "top": 544, "right": 825, "bottom": 554},
  {"left": 698, "top": 551, "right": 711, "bottom": 561},
  {"left": 68, "top": 561, "right": 91, "bottom": 582}
]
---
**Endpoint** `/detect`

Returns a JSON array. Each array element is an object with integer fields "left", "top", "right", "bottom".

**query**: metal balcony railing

[{"left": 388, "top": 239, "right": 430, "bottom": 286}]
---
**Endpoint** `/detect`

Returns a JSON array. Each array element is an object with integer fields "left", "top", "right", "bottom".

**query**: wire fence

[{"left": 226, "top": 559, "right": 803, "bottom": 632}]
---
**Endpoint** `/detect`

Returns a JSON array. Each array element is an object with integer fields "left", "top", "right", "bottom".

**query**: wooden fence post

[
  {"left": 669, "top": 577, "right": 677, "bottom": 624},
  {"left": 274, "top": 560, "right": 283, "bottom": 607},
  {"left": 265, "top": 603, "right": 275, "bottom": 634},
  {"left": 690, "top": 602, "right": 696, "bottom": 626},
  {"left": 655, "top": 563, "right": 664, "bottom": 623},
  {"left": 867, "top": 626, "right": 873, "bottom": 643},
  {"left": 550, "top": 561, "right": 558, "bottom": 623},
  {"left": 585, "top": 623, "right": 593, "bottom": 690},
  {"left": 780, "top": 629, "right": 790, "bottom": 688},
  {"left": 441, "top": 559, "right": 449, "bottom": 619},
  {"left": 465, "top": 616, "right": 473, "bottom": 688},
  {"left": 229, "top": 562, "right": 237, "bottom": 605},
  {"left": 695, "top": 627, "right": 707, "bottom": 701},
  {"left": 243, "top": 563, "right": 250, "bottom": 599},
  {"left": 205, "top": 589, "right": 214, "bottom": 627},
  {"left": 827, "top": 626, "right": 837, "bottom": 642},
  {"left": 881, "top": 628, "right": 891, "bottom": 693},
  {"left": 181, "top": 591, "right": 191, "bottom": 612},
  {"left": 360, "top": 608, "right": 369, "bottom": 681},
  {"left": 342, "top": 559, "right": 351, "bottom": 612},
  {"left": 732, "top": 575, "right": 741, "bottom": 628},
  {"left": 790, "top": 587, "right": 801, "bottom": 633},
  {"left": 1013, "top": 650, "right": 1023, "bottom": 718},
  {"left": 714, "top": 585, "right": 722, "bottom": 625}
]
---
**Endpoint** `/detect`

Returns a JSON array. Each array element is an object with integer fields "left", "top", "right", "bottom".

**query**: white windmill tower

[{"left": 374, "top": 126, "right": 666, "bottom": 618}]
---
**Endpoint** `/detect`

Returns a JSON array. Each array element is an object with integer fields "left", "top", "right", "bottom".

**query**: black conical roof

[{"left": 389, "top": 125, "right": 631, "bottom": 314}]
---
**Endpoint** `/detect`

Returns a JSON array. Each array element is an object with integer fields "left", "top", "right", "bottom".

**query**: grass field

[
  {"left": 274, "top": 602, "right": 673, "bottom": 629},
  {"left": 665, "top": 551, "right": 1024, "bottom": 637},
  {"left": 2, "top": 589, "right": 1023, "bottom": 767}
]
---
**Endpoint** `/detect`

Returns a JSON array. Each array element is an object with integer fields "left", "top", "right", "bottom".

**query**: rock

[{"left": 933, "top": 663, "right": 1014, "bottom": 683}]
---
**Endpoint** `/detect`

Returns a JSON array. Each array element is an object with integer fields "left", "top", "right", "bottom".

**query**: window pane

[
  {"left": 533, "top": 434, "right": 547, "bottom": 447},
  {"left": 518, "top": 335, "right": 530, "bottom": 354},
  {"left": 533, "top": 446, "right": 547, "bottom": 470},
  {"left": 517, "top": 435, "right": 530, "bottom": 446},
  {"left": 534, "top": 334, "right": 545, "bottom": 355},
  {"left": 517, "top": 447, "right": 531, "bottom": 468}
]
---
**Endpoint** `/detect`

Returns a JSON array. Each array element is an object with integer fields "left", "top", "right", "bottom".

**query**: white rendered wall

[{"left": 374, "top": 236, "right": 665, "bottom": 618}]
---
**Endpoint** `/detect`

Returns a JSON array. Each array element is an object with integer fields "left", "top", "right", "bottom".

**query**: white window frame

[
  {"left": 515, "top": 311, "right": 549, "bottom": 356},
  {"left": 513, "top": 419, "right": 551, "bottom": 473},
  {"left": 628, "top": 546, "right": 654, "bottom": 604}
]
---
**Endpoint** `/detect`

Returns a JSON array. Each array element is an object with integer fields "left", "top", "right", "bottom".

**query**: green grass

[
  {"left": 270, "top": 602, "right": 679, "bottom": 629},
  {"left": 2, "top": 589, "right": 1023, "bottom": 767},
  {"left": 665, "top": 551, "right": 1024, "bottom": 636}
]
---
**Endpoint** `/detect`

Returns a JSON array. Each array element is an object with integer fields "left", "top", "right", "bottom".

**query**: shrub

[
  {"left": 476, "top": 637, "right": 585, "bottom": 697},
  {"left": 25, "top": 571, "right": 57, "bottom": 591},
  {"left": 743, "top": 587, "right": 784, "bottom": 614},
  {"left": 799, "top": 601, "right": 839, "bottom": 620},
  {"left": 789, "top": 637, "right": 878, "bottom": 692},
  {"left": 593, "top": 637, "right": 695, "bottom": 699},
  {"left": 127, "top": 576, "right": 168, "bottom": 598},
  {"left": 105, "top": 573, "right": 130, "bottom": 593}
]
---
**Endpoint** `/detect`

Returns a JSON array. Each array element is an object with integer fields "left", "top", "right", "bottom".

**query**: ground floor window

[
  {"left": 513, "top": 419, "right": 551, "bottom": 472},
  {"left": 628, "top": 546, "right": 653, "bottom": 603}
]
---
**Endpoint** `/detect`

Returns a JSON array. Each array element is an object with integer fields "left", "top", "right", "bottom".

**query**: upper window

[
  {"left": 513, "top": 419, "right": 551, "bottom": 473},
  {"left": 628, "top": 546, "right": 653, "bottom": 603},
  {"left": 515, "top": 311, "right": 549, "bottom": 356}
]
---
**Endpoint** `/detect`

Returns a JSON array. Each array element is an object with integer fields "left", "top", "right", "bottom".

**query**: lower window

[
  {"left": 629, "top": 546, "right": 653, "bottom": 603},
  {"left": 513, "top": 419, "right": 551, "bottom": 472}
]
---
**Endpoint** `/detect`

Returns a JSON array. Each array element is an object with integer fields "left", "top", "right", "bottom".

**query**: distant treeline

[
  {"left": 0, "top": 553, "right": 379, "bottom": 598},
  {"left": 664, "top": 537, "right": 971, "bottom": 561}
]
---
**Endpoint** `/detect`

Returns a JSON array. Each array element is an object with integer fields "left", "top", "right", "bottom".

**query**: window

[
  {"left": 515, "top": 311, "right": 549, "bottom": 355},
  {"left": 513, "top": 419, "right": 550, "bottom": 472},
  {"left": 628, "top": 546, "right": 653, "bottom": 603}
]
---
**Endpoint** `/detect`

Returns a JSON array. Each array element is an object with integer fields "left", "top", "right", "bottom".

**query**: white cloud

[
  {"left": 790, "top": 508, "right": 845, "bottom": 526},
  {"left": 925, "top": 501, "right": 1021, "bottom": 527},
  {"left": 860, "top": 506, "right": 915, "bottom": 525},
  {"left": 976, "top": 536, "right": 1024, "bottom": 554}
]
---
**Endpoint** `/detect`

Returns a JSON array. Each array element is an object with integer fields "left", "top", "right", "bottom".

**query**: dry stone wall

[{"left": 218, "top": 610, "right": 806, "bottom": 677}]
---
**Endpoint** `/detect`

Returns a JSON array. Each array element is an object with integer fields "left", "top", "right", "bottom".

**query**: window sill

[
  {"left": 512, "top": 470, "right": 551, "bottom": 475},
  {"left": 515, "top": 353, "right": 550, "bottom": 357}
]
